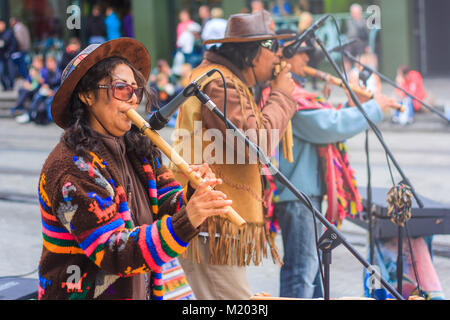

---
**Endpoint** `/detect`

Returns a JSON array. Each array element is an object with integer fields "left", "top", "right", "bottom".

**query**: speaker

[{"left": 351, "top": 187, "right": 450, "bottom": 238}]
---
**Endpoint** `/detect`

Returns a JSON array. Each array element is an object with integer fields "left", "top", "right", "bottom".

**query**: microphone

[
  {"left": 149, "top": 68, "right": 218, "bottom": 130},
  {"left": 282, "top": 14, "right": 330, "bottom": 59}
]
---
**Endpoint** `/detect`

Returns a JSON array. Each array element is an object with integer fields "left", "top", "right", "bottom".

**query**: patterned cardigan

[{"left": 37, "top": 139, "right": 198, "bottom": 300}]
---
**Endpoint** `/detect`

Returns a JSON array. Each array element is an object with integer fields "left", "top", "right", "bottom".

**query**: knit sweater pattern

[{"left": 37, "top": 140, "right": 198, "bottom": 300}]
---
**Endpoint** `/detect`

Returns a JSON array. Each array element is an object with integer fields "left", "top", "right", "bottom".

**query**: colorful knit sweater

[{"left": 38, "top": 140, "right": 198, "bottom": 300}]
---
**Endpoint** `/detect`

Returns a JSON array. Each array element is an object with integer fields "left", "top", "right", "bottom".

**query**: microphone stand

[
  {"left": 365, "top": 129, "right": 376, "bottom": 298},
  {"left": 343, "top": 51, "right": 450, "bottom": 124},
  {"left": 359, "top": 72, "right": 375, "bottom": 298},
  {"left": 190, "top": 83, "right": 405, "bottom": 300}
]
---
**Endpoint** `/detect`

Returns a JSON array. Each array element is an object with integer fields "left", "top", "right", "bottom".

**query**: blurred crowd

[
  {"left": 0, "top": 1, "right": 428, "bottom": 126},
  {"left": 0, "top": 4, "right": 133, "bottom": 125}
]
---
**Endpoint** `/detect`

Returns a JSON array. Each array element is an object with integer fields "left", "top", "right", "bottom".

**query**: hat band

[
  {"left": 62, "top": 53, "right": 89, "bottom": 82},
  {"left": 227, "top": 32, "right": 275, "bottom": 39}
]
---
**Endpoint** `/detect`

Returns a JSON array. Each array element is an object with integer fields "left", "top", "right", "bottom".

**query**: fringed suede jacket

[
  {"left": 171, "top": 51, "right": 297, "bottom": 266},
  {"left": 37, "top": 130, "right": 198, "bottom": 300}
]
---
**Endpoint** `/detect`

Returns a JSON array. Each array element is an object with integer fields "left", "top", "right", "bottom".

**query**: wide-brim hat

[
  {"left": 203, "top": 10, "right": 295, "bottom": 45},
  {"left": 51, "top": 37, "right": 151, "bottom": 129}
]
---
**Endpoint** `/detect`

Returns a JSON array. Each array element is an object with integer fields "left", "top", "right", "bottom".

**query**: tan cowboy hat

[
  {"left": 51, "top": 37, "right": 151, "bottom": 129},
  {"left": 203, "top": 10, "right": 295, "bottom": 45}
]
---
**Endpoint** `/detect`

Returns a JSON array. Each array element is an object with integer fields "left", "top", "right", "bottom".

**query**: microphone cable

[{"left": 215, "top": 69, "right": 230, "bottom": 130}]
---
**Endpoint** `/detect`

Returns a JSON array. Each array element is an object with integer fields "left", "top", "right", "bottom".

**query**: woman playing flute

[{"left": 37, "top": 38, "right": 231, "bottom": 300}]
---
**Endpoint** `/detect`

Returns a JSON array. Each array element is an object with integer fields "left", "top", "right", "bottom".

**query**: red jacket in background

[{"left": 397, "top": 70, "right": 427, "bottom": 111}]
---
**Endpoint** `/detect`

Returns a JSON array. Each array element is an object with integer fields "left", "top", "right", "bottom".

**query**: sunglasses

[
  {"left": 259, "top": 39, "right": 279, "bottom": 52},
  {"left": 98, "top": 82, "right": 144, "bottom": 104}
]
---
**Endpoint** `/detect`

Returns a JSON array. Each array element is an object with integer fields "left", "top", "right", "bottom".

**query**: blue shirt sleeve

[{"left": 292, "top": 99, "right": 384, "bottom": 144}]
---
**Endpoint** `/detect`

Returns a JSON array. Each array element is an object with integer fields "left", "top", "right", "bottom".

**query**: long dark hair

[
  {"left": 211, "top": 41, "right": 261, "bottom": 69},
  {"left": 62, "top": 56, "right": 161, "bottom": 162}
]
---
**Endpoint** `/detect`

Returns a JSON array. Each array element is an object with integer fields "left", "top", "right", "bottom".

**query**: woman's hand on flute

[{"left": 185, "top": 179, "right": 233, "bottom": 228}]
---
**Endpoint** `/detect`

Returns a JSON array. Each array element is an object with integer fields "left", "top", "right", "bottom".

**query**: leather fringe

[{"left": 182, "top": 216, "right": 283, "bottom": 267}]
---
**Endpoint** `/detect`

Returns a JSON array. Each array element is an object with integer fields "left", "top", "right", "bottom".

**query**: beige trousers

[{"left": 178, "top": 236, "right": 252, "bottom": 300}]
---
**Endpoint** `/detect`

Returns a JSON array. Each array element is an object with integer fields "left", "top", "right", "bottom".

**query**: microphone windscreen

[{"left": 149, "top": 110, "right": 168, "bottom": 130}]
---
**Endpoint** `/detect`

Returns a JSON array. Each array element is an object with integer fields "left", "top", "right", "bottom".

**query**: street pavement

[{"left": 0, "top": 77, "right": 449, "bottom": 300}]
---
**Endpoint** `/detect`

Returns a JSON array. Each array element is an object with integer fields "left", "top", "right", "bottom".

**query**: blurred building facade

[{"left": 1, "top": 0, "right": 448, "bottom": 78}]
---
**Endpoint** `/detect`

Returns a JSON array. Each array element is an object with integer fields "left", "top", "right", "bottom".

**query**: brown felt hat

[
  {"left": 51, "top": 37, "right": 151, "bottom": 129},
  {"left": 203, "top": 10, "right": 295, "bottom": 45}
]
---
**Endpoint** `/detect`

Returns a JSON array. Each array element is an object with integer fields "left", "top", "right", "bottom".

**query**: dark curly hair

[
  {"left": 61, "top": 56, "right": 161, "bottom": 162},
  {"left": 211, "top": 41, "right": 262, "bottom": 69}
]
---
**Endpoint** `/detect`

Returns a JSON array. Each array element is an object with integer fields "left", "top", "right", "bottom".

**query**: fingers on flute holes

[
  {"left": 209, "top": 190, "right": 228, "bottom": 200},
  {"left": 196, "top": 188, "right": 227, "bottom": 202},
  {"left": 205, "top": 207, "right": 232, "bottom": 218},
  {"left": 214, "top": 199, "right": 233, "bottom": 207},
  {"left": 192, "top": 183, "right": 211, "bottom": 196},
  {"left": 196, "top": 163, "right": 206, "bottom": 176},
  {"left": 203, "top": 178, "right": 223, "bottom": 190},
  {"left": 188, "top": 164, "right": 200, "bottom": 173}
]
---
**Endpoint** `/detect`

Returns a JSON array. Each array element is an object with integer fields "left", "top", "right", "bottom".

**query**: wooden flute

[
  {"left": 274, "top": 61, "right": 294, "bottom": 163},
  {"left": 126, "top": 109, "right": 246, "bottom": 228},
  {"left": 303, "top": 65, "right": 405, "bottom": 112},
  {"left": 284, "top": 121, "right": 294, "bottom": 163}
]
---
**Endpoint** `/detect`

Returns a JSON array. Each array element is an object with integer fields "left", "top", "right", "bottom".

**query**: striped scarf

[{"left": 139, "top": 158, "right": 187, "bottom": 299}]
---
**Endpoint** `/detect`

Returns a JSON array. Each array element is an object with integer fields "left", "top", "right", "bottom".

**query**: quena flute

[
  {"left": 303, "top": 65, "right": 405, "bottom": 112},
  {"left": 274, "top": 61, "right": 294, "bottom": 163},
  {"left": 126, "top": 109, "right": 246, "bottom": 227}
]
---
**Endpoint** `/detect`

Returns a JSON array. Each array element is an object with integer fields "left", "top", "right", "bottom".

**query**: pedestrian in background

[
  {"left": 10, "top": 55, "right": 44, "bottom": 116},
  {"left": 251, "top": 0, "right": 265, "bottom": 12},
  {"left": 149, "top": 59, "right": 177, "bottom": 86},
  {"left": 176, "top": 21, "right": 202, "bottom": 67},
  {"left": 9, "top": 17, "right": 31, "bottom": 79},
  {"left": 105, "top": 6, "right": 122, "bottom": 41},
  {"left": 0, "top": 19, "right": 17, "bottom": 91},
  {"left": 122, "top": 8, "right": 134, "bottom": 38},
  {"left": 59, "top": 37, "right": 81, "bottom": 71},
  {"left": 393, "top": 65, "right": 427, "bottom": 125},
  {"left": 198, "top": 5, "right": 211, "bottom": 28},
  {"left": 86, "top": 4, "right": 107, "bottom": 45},
  {"left": 270, "top": 0, "right": 293, "bottom": 16},
  {"left": 201, "top": 7, "right": 227, "bottom": 50},
  {"left": 16, "top": 54, "right": 61, "bottom": 125},
  {"left": 345, "top": 4, "right": 369, "bottom": 66}
]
